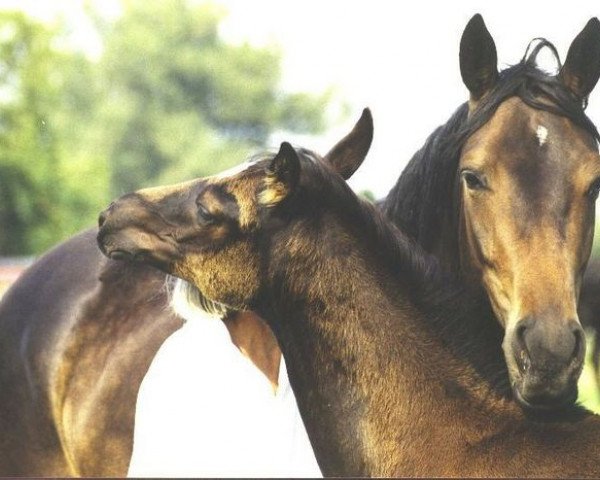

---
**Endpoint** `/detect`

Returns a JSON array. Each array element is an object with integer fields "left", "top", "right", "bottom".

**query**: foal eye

[
  {"left": 197, "top": 204, "right": 215, "bottom": 223},
  {"left": 588, "top": 178, "right": 600, "bottom": 200},
  {"left": 461, "top": 170, "right": 486, "bottom": 191}
]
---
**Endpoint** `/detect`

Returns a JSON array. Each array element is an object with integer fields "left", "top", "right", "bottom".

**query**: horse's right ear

[
  {"left": 324, "top": 108, "right": 373, "bottom": 180},
  {"left": 260, "top": 142, "right": 300, "bottom": 206},
  {"left": 559, "top": 18, "right": 600, "bottom": 101},
  {"left": 460, "top": 14, "right": 498, "bottom": 101}
]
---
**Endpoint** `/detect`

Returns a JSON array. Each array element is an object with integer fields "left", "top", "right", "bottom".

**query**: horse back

[{"left": 0, "top": 229, "right": 183, "bottom": 476}]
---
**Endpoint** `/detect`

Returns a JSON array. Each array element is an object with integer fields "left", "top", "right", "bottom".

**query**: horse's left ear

[
  {"left": 460, "top": 14, "right": 498, "bottom": 101},
  {"left": 324, "top": 108, "right": 373, "bottom": 180},
  {"left": 559, "top": 18, "right": 600, "bottom": 101},
  {"left": 260, "top": 142, "right": 300, "bottom": 206}
]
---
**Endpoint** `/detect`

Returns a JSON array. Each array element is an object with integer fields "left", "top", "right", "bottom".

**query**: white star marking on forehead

[{"left": 536, "top": 125, "right": 548, "bottom": 146}]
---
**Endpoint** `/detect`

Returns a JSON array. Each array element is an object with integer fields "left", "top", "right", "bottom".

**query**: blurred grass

[
  {"left": 578, "top": 335, "right": 600, "bottom": 413},
  {"left": 577, "top": 208, "right": 600, "bottom": 413}
]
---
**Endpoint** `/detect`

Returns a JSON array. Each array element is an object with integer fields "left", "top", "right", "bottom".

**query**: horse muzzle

[
  {"left": 505, "top": 315, "right": 585, "bottom": 411},
  {"left": 97, "top": 200, "right": 182, "bottom": 271}
]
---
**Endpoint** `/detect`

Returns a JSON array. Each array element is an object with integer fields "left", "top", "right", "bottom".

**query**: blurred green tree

[
  {"left": 96, "top": 0, "right": 328, "bottom": 194},
  {"left": 0, "top": 1, "right": 329, "bottom": 255},
  {"left": 0, "top": 11, "right": 103, "bottom": 254}
]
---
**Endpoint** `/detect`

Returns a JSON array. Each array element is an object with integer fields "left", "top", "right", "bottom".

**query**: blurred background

[{"left": 0, "top": 0, "right": 599, "bottom": 406}]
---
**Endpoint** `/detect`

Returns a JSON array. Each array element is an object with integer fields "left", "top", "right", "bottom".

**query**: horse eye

[
  {"left": 588, "top": 178, "right": 600, "bottom": 200},
  {"left": 197, "top": 204, "right": 215, "bottom": 223},
  {"left": 461, "top": 170, "right": 486, "bottom": 191}
]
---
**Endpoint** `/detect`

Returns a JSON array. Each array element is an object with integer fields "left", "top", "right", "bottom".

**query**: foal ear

[
  {"left": 324, "top": 108, "right": 373, "bottom": 180},
  {"left": 260, "top": 142, "right": 300, "bottom": 206},
  {"left": 559, "top": 18, "right": 600, "bottom": 101},
  {"left": 460, "top": 14, "right": 498, "bottom": 101}
]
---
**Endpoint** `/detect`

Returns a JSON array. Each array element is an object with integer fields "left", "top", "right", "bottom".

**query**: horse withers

[
  {"left": 98, "top": 115, "right": 600, "bottom": 477},
  {"left": 382, "top": 15, "right": 600, "bottom": 411}
]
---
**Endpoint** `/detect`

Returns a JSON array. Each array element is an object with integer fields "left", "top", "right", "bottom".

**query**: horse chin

[{"left": 512, "top": 379, "right": 578, "bottom": 412}]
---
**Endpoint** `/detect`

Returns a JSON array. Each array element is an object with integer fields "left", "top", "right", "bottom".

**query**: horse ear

[
  {"left": 559, "top": 18, "right": 600, "bottom": 101},
  {"left": 324, "top": 108, "right": 373, "bottom": 180},
  {"left": 459, "top": 14, "right": 498, "bottom": 101},
  {"left": 260, "top": 142, "right": 300, "bottom": 206}
]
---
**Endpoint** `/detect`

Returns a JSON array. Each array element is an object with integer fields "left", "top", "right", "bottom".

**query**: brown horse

[
  {"left": 0, "top": 112, "right": 371, "bottom": 476},
  {"left": 382, "top": 15, "right": 600, "bottom": 410},
  {"left": 0, "top": 235, "right": 182, "bottom": 475},
  {"left": 97, "top": 136, "right": 600, "bottom": 477}
]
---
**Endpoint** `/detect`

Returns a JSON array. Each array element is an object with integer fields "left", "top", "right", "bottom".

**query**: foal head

[
  {"left": 457, "top": 16, "right": 600, "bottom": 409},
  {"left": 97, "top": 110, "right": 373, "bottom": 312}
]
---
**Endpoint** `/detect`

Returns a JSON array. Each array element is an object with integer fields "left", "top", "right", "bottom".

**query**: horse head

[
  {"left": 97, "top": 109, "right": 373, "bottom": 312},
  {"left": 457, "top": 15, "right": 600, "bottom": 410}
]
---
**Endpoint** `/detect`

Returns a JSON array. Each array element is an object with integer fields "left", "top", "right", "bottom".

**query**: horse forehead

[
  {"left": 462, "top": 99, "right": 594, "bottom": 225},
  {"left": 212, "top": 166, "right": 264, "bottom": 227},
  {"left": 464, "top": 99, "right": 589, "bottom": 176}
]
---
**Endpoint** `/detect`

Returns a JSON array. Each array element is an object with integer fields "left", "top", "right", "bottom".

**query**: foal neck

[{"left": 259, "top": 209, "right": 514, "bottom": 476}]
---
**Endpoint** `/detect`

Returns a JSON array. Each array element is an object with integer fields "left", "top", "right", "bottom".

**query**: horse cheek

[{"left": 174, "top": 242, "right": 260, "bottom": 309}]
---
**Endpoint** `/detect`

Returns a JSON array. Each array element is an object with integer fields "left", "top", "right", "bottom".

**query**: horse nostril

[
  {"left": 513, "top": 318, "right": 533, "bottom": 372},
  {"left": 516, "top": 323, "right": 527, "bottom": 347},
  {"left": 98, "top": 202, "right": 116, "bottom": 228},
  {"left": 98, "top": 211, "right": 107, "bottom": 228},
  {"left": 571, "top": 324, "right": 586, "bottom": 365}
]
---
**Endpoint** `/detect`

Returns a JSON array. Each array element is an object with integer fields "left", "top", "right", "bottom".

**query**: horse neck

[{"left": 258, "top": 210, "right": 510, "bottom": 476}]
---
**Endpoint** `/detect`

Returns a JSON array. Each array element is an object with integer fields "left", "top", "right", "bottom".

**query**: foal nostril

[
  {"left": 98, "top": 211, "right": 107, "bottom": 228},
  {"left": 98, "top": 202, "right": 117, "bottom": 228}
]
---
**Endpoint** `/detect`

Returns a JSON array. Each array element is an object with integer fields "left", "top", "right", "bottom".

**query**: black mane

[
  {"left": 382, "top": 39, "right": 600, "bottom": 264},
  {"left": 295, "top": 149, "right": 444, "bottom": 293},
  {"left": 287, "top": 149, "right": 511, "bottom": 397}
]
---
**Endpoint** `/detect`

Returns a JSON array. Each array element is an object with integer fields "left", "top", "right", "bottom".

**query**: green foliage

[
  {"left": 0, "top": 1, "right": 328, "bottom": 254},
  {"left": 593, "top": 212, "right": 600, "bottom": 258},
  {"left": 359, "top": 190, "right": 376, "bottom": 203},
  {"left": 97, "top": 0, "right": 327, "bottom": 195},
  {"left": 0, "top": 11, "right": 101, "bottom": 253}
]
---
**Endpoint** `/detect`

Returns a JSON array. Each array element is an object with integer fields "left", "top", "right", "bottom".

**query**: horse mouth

[
  {"left": 108, "top": 248, "right": 156, "bottom": 263},
  {"left": 512, "top": 381, "right": 578, "bottom": 412},
  {"left": 107, "top": 249, "right": 135, "bottom": 261},
  {"left": 104, "top": 244, "right": 170, "bottom": 267}
]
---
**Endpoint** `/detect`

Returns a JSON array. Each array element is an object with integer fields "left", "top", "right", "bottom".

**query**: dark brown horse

[
  {"left": 0, "top": 113, "right": 372, "bottom": 476},
  {"left": 0, "top": 234, "right": 182, "bottom": 475},
  {"left": 382, "top": 15, "right": 600, "bottom": 410},
  {"left": 97, "top": 137, "right": 600, "bottom": 477}
]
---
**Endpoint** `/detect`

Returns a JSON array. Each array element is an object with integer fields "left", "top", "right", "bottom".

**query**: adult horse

[
  {"left": 97, "top": 139, "right": 600, "bottom": 477},
  {"left": 381, "top": 15, "right": 600, "bottom": 409},
  {"left": 0, "top": 239, "right": 182, "bottom": 475}
]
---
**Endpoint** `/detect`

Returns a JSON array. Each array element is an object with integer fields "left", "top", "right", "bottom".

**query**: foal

[{"left": 98, "top": 131, "right": 600, "bottom": 477}]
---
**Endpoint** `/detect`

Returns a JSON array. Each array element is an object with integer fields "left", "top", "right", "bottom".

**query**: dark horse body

[
  {"left": 1, "top": 15, "right": 600, "bottom": 476},
  {"left": 0, "top": 230, "right": 181, "bottom": 475},
  {"left": 97, "top": 138, "right": 600, "bottom": 477}
]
